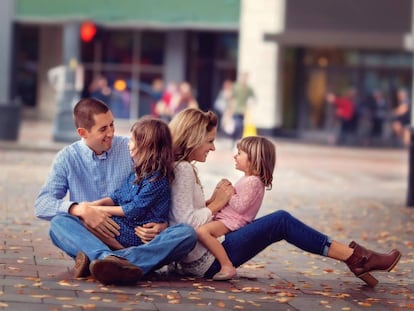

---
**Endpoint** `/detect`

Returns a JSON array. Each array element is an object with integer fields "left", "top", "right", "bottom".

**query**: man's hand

[
  {"left": 70, "top": 202, "right": 120, "bottom": 238},
  {"left": 134, "top": 222, "right": 168, "bottom": 243}
]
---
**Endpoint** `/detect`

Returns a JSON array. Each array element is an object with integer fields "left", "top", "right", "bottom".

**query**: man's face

[{"left": 79, "top": 111, "right": 115, "bottom": 155}]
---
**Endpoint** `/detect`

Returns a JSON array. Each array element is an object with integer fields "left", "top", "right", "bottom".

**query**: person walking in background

[
  {"left": 171, "top": 81, "right": 199, "bottom": 115},
  {"left": 89, "top": 74, "right": 112, "bottom": 104},
  {"left": 369, "top": 89, "right": 389, "bottom": 146},
  {"left": 167, "top": 108, "right": 401, "bottom": 288},
  {"left": 196, "top": 136, "right": 275, "bottom": 281},
  {"left": 231, "top": 72, "right": 255, "bottom": 143},
  {"left": 154, "top": 81, "right": 178, "bottom": 122},
  {"left": 326, "top": 88, "right": 357, "bottom": 145},
  {"left": 391, "top": 88, "right": 411, "bottom": 147},
  {"left": 34, "top": 98, "right": 197, "bottom": 286},
  {"left": 213, "top": 79, "right": 233, "bottom": 135}
]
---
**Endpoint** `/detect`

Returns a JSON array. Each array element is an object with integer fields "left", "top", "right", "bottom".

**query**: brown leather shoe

[
  {"left": 90, "top": 256, "right": 143, "bottom": 286},
  {"left": 345, "top": 241, "right": 402, "bottom": 287},
  {"left": 73, "top": 252, "right": 91, "bottom": 278}
]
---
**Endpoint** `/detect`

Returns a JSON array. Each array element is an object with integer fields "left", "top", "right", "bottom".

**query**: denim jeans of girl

[
  {"left": 49, "top": 214, "right": 197, "bottom": 274},
  {"left": 204, "top": 210, "right": 331, "bottom": 278}
]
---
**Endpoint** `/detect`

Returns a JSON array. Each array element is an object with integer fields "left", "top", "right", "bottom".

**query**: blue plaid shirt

[{"left": 35, "top": 136, "right": 133, "bottom": 220}]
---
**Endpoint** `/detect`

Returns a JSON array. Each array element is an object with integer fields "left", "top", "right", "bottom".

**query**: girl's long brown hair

[{"left": 130, "top": 117, "right": 175, "bottom": 184}]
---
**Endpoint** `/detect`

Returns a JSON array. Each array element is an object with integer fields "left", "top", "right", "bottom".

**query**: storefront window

[
  {"left": 141, "top": 32, "right": 165, "bottom": 65},
  {"left": 102, "top": 31, "right": 134, "bottom": 64},
  {"left": 216, "top": 33, "right": 238, "bottom": 62},
  {"left": 14, "top": 25, "right": 39, "bottom": 107},
  {"left": 297, "top": 48, "right": 413, "bottom": 138}
]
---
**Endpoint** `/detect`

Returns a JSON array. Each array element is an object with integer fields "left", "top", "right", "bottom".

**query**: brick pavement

[{"left": 0, "top": 119, "right": 413, "bottom": 310}]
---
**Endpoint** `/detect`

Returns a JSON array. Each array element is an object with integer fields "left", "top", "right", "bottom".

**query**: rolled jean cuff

[{"left": 322, "top": 237, "right": 332, "bottom": 256}]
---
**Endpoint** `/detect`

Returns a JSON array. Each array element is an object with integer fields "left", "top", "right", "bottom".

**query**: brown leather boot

[
  {"left": 73, "top": 252, "right": 91, "bottom": 278},
  {"left": 90, "top": 256, "right": 143, "bottom": 286},
  {"left": 345, "top": 241, "right": 401, "bottom": 287}
]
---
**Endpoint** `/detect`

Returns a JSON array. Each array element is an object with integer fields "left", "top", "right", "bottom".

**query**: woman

[{"left": 167, "top": 107, "right": 401, "bottom": 288}]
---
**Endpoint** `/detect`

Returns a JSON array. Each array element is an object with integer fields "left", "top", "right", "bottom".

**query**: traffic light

[{"left": 80, "top": 21, "right": 97, "bottom": 42}]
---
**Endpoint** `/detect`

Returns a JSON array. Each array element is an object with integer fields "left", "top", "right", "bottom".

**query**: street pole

[
  {"left": 52, "top": 23, "right": 82, "bottom": 142},
  {"left": 0, "top": 0, "right": 21, "bottom": 141},
  {"left": 407, "top": 0, "right": 414, "bottom": 207}
]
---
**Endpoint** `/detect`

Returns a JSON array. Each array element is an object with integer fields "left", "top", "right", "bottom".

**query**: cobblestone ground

[{"left": 0, "top": 120, "right": 413, "bottom": 310}]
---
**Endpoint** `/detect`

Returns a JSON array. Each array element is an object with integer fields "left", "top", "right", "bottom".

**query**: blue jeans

[
  {"left": 49, "top": 214, "right": 197, "bottom": 274},
  {"left": 204, "top": 210, "right": 330, "bottom": 278}
]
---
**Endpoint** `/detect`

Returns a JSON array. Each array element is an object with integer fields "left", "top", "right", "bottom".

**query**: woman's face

[{"left": 189, "top": 127, "right": 217, "bottom": 162}]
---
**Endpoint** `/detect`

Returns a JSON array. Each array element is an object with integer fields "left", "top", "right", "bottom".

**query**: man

[{"left": 35, "top": 98, "right": 196, "bottom": 286}]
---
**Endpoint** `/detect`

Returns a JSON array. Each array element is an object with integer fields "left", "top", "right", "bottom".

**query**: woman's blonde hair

[
  {"left": 169, "top": 108, "right": 218, "bottom": 162},
  {"left": 237, "top": 136, "right": 276, "bottom": 189}
]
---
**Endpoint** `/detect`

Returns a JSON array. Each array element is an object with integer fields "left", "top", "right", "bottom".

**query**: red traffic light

[{"left": 80, "top": 21, "right": 97, "bottom": 42}]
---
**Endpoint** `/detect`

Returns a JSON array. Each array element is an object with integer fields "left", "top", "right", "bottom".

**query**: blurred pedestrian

[
  {"left": 391, "top": 88, "right": 411, "bottom": 147},
  {"left": 213, "top": 79, "right": 233, "bottom": 133},
  {"left": 171, "top": 81, "right": 199, "bottom": 115},
  {"left": 326, "top": 88, "right": 357, "bottom": 145},
  {"left": 231, "top": 72, "right": 255, "bottom": 143},
  {"left": 89, "top": 74, "right": 112, "bottom": 104},
  {"left": 370, "top": 89, "right": 389, "bottom": 145},
  {"left": 154, "top": 81, "right": 178, "bottom": 122}
]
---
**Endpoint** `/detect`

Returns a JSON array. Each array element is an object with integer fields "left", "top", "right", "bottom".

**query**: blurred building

[{"left": 2, "top": 0, "right": 413, "bottom": 140}]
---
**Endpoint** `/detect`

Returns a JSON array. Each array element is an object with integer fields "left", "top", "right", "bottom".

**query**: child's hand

[
  {"left": 215, "top": 183, "right": 234, "bottom": 205},
  {"left": 215, "top": 178, "right": 232, "bottom": 190},
  {"left": 135, "top": 222, "right": 167, "bottom": 243}
]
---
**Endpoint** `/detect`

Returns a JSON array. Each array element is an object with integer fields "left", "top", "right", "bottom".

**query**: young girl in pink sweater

[{"left": 196, "top": 136, "right": 276, "bottom": 280}]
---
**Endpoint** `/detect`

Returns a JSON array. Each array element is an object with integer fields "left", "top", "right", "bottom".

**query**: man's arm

[
  {"left": 34, "top": 149, "right": 75, "bottom": 220},
  {"left": 34, "top": 148, "right": 121, "bottom": 238}
]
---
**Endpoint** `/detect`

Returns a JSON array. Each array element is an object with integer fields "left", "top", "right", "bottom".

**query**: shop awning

[
  {"left": 264, "top": 30, "right": 409, "bottom": 50},
  {"left": 14, "top": 0, "right": 240, "bottom": 31}
]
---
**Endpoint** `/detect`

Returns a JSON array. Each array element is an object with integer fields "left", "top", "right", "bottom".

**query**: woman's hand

[
  {"left": 207, "top": 182, "right": 235, "bottom": 214},
  {"left": 208, "top": 179, "right": 232, "bottom": 203},
  {"left": 215, "top": 183, "right": 235, "bottom": 204},
  {"left": 216, "top": 178, "right": 232, "bottom": 190},
  {"left": 134, "top": 222, "right": 168, "bottom": 243}
]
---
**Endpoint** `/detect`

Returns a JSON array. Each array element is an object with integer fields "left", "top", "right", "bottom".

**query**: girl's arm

[
  {"left": 89, "top": 197, "right": 114, "bottom": 206},
  {"left": 92, "top": 205, "right": 125, "bottom": 216},
  {"left": 87, "top": 197, "right": 124, "bottom": 216},
  {"left": 227, "top": 176, "right": 264, "bottom": 216}
]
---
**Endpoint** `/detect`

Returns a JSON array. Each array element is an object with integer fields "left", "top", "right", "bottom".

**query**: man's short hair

[{"left": 73, "top": 98, "right": 109, "bottom": 131}]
